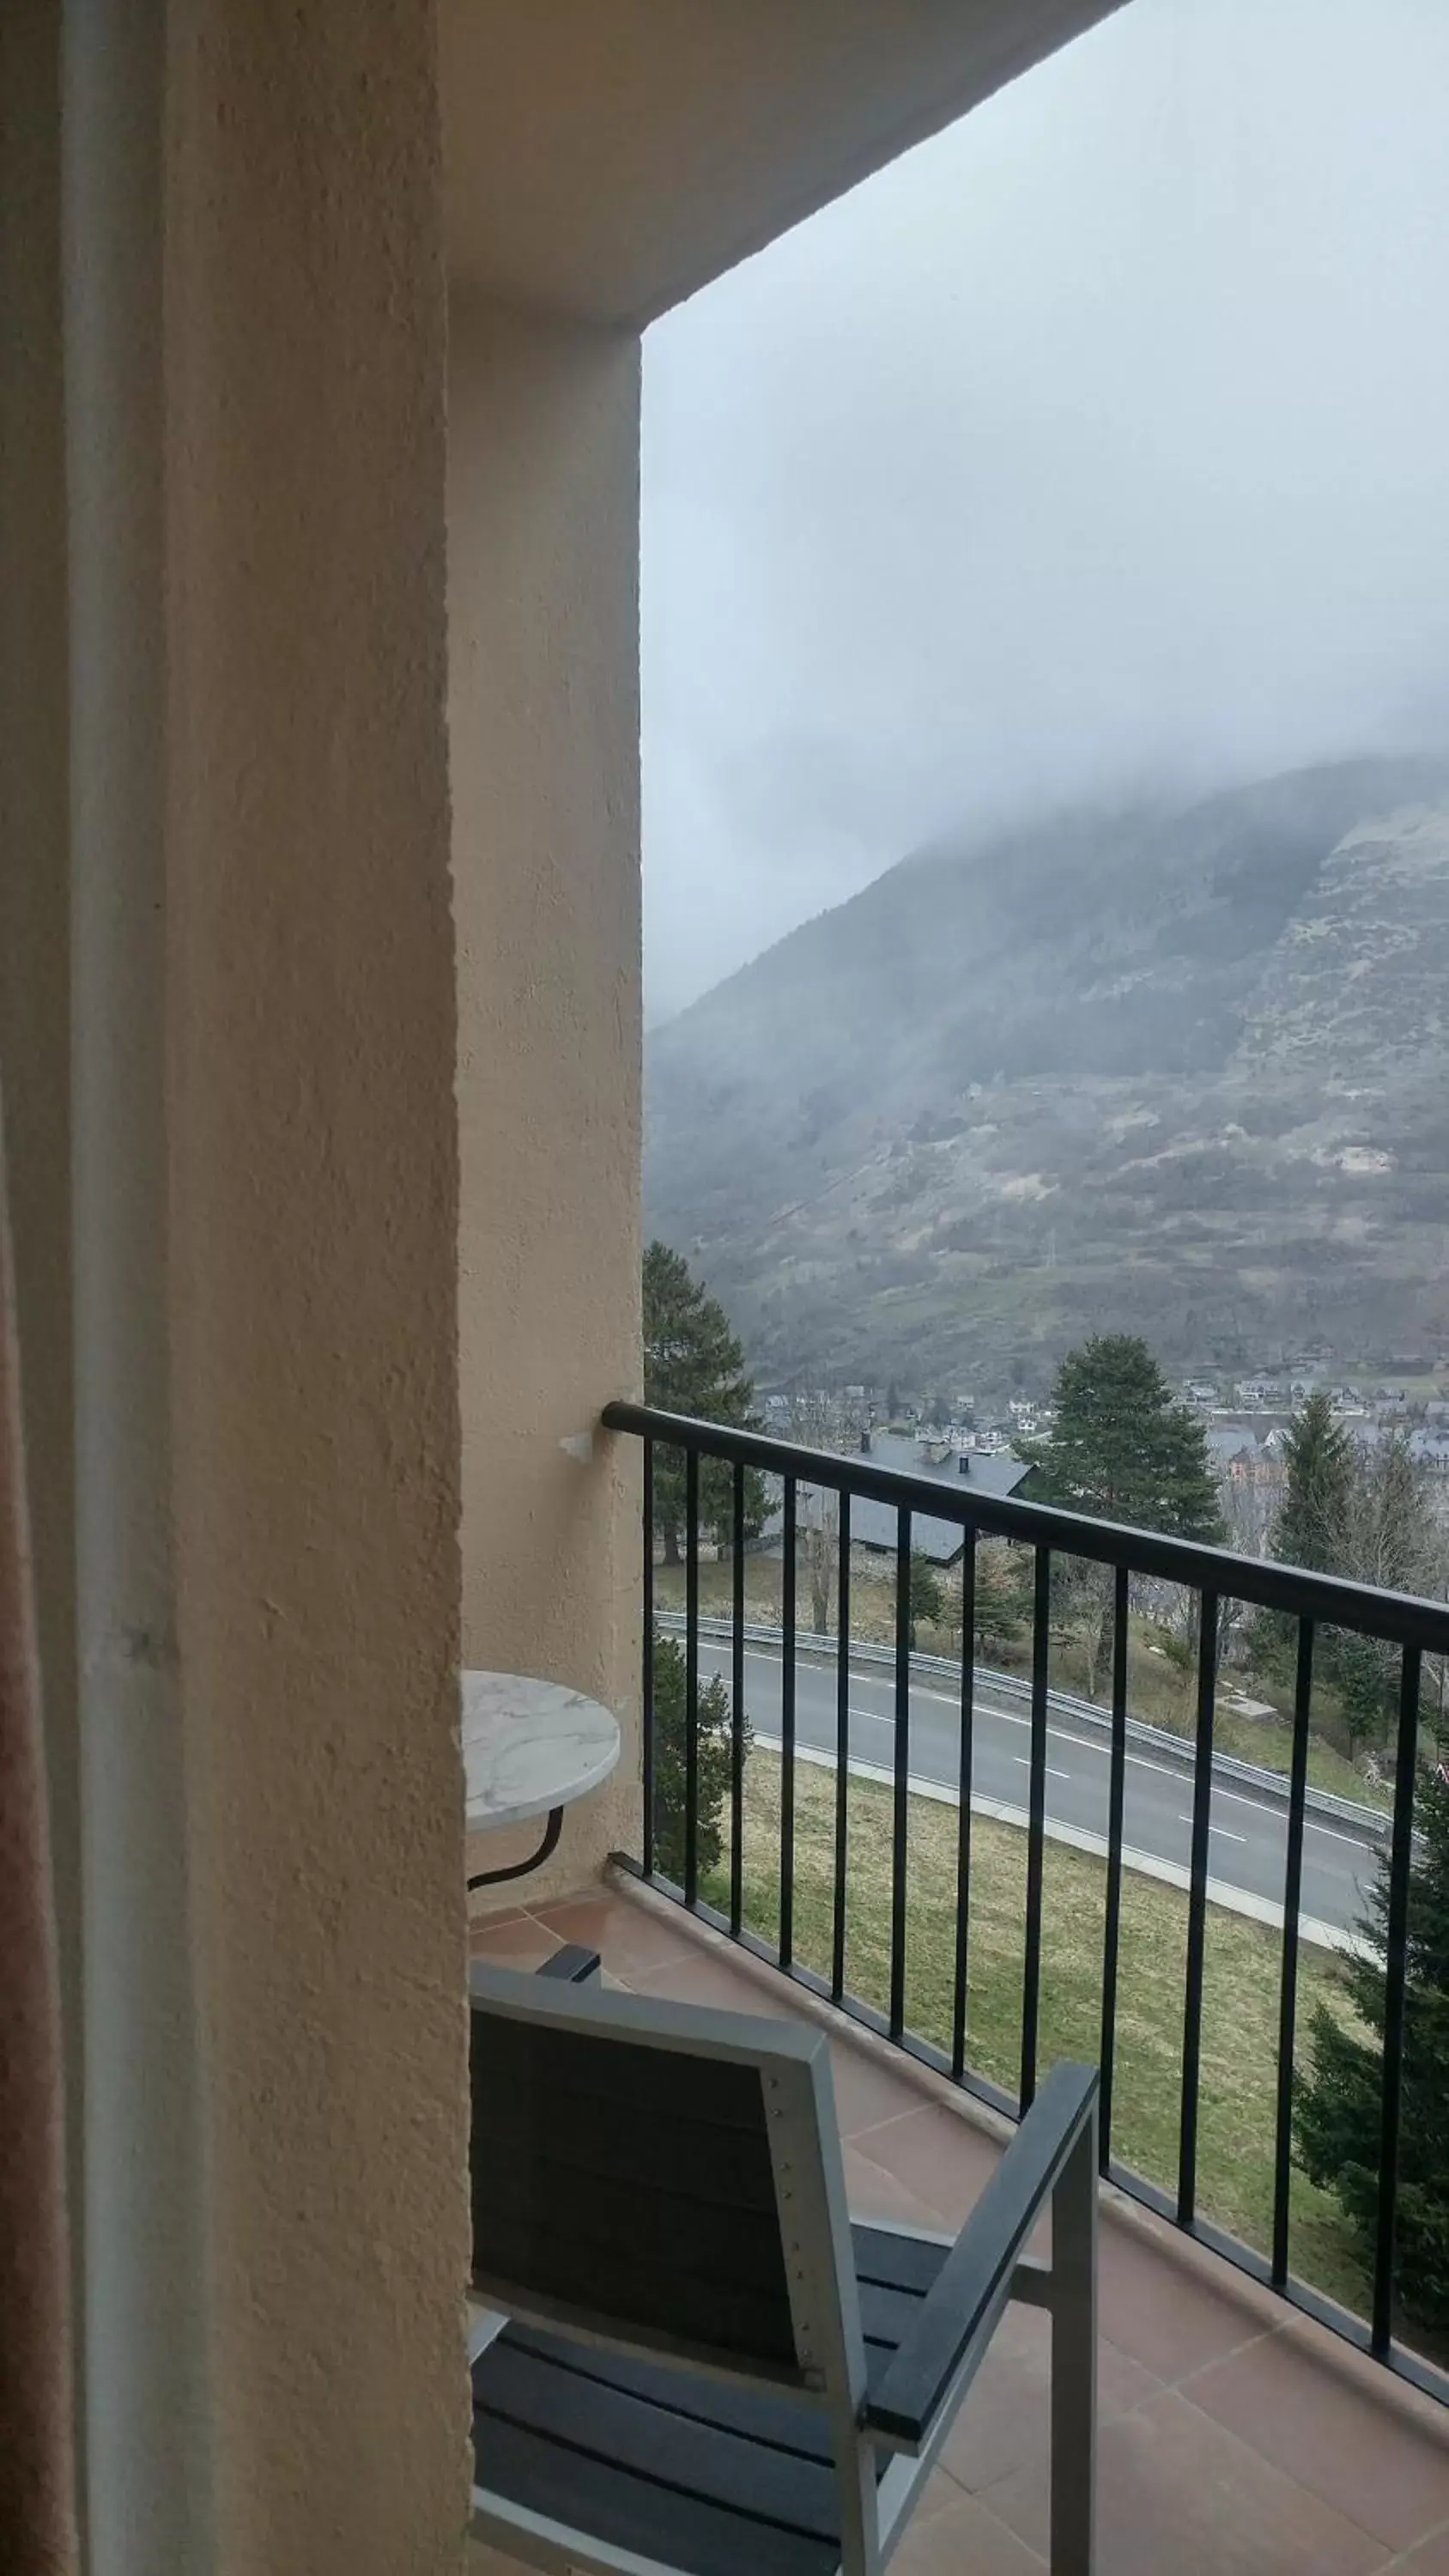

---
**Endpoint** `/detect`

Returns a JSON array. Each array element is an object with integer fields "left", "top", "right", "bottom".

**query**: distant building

[
  {"left": 1234, "top": 1378, "right": 1282, "bottom": 1408},
  {"left": 839, "top": 1430, "right": 1036, "bottom": 1566}
]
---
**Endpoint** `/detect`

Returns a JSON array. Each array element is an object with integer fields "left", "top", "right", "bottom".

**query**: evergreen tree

[
  {"left": 1295, "top": 1769, "right": 1449, "bottom": 2331},
  {"left": 650, "top": 1627, "right": 748, "bottom": 1886},
  {"left": 1262, "top": 1390, "right": 1358, "bottom": 1677},
  {"left": 643, "top": 1242, "right": 767, "bottom": 1562},
  {"left": 1019, "top": 1335, "right": 1224, "bottom": 1540},
  {"left": 1020, "top": 1335, "right": 1222, "bottom": 1694},
  {"left": 1272, "top": 1391, "right": 1355, "bottom": 1575}
]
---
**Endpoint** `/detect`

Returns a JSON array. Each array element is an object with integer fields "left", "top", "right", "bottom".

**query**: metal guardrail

[
  {"left": 655, "top": 1611, "right": 1391, "bottom": 1842},
  {"left": 606, "top": 1398, "right": 1446, "bottom": 2409}
]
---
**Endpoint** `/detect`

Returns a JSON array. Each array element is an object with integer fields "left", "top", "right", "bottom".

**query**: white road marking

[
  {"left": 704, "top": 1644, "right": 1380, "bottom": 1856},
  {"left": 1015, "top": 1757, "right": 1070, "bottom": 1780}
]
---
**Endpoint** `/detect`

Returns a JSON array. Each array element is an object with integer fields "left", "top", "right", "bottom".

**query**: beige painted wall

[
  {"left": 444, "top": 0, "right": 1124, "bottom": 322},
  {"left": 166, "top": 13, "right": 468, "bottom": 2565},
  {"left": 450, "top": 295, "right": 644, "bottom": 1905},
  {"left": 8, "top": 3, "right": 470, "bottom": 2568}
]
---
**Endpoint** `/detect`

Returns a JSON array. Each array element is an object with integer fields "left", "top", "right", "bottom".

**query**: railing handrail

[{"left": 603, "top": 1400, "right": 1449, "bottom": 1654}]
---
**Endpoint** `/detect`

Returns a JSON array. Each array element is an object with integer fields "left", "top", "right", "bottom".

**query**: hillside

[{"left": 644, "top": 758, "right": 1449, "bottom": 1388}]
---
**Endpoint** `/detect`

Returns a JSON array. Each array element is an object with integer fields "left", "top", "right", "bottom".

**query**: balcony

[
  {"left": 464, "top": 1400, "right": 1449, "bottom": 2567},
  {"left": 472, "top": 1880, "right": 1449, "bottom": 2576},
  {"left": 10, "top": 5, "right": 1449, "bottom": 2568}
]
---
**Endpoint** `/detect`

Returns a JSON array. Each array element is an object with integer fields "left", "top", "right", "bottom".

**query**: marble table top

[{"left": 462, "top": 1671, "right": 622, "bottom": 1831}]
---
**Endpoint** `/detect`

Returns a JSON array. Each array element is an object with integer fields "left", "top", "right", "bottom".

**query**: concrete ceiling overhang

[{"left": 444, "top": 0, "right": 1124, "bottom": 325}]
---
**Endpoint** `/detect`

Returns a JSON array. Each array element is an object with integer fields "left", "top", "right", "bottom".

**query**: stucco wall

[
  {"left": 450, "top": 295, "right": 644, "bottom": 1904},
  {"left": 47, "top": 5, "right": 469, "bottom": 2570},
  {"left": 165, "top": 13, "right": 468, "bottom": 2567}
]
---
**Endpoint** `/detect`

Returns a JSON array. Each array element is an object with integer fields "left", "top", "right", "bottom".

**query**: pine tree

[
  {"left": 1020, "top": 1335, "right": 1224, "bottom": 1540},
  {"left": 1020, "top": 1335, "right": 1222, "bottom": 1694},
  {"left": 1272, "top": 1391, "right": 1355, "bottom": 1575},
  {"left": 1295, "top": 1769, "right": 1449, "bottom": 2331},
  {"left": 650, "top": 1627, "right": 749, "bottom": 1886},
  {"left": 642, "top": 1242, "right": 767, "bottom": 1561},
  {"left": 1263, "top": 1389, "right": 1358, "bottom": 1680}
]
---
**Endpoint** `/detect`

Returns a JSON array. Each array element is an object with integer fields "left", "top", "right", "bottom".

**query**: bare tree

[{"left": 783, "top": 1388, "right": 860, "bottom": 1636}]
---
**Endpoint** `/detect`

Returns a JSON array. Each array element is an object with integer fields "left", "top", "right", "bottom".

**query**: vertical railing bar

[
  {"left": 730, "top": 1461, "right": 746, "bottom": 1940},
  {"left": 1272, "top": 1617, "right": 1314, "bottom": 2287},
  {"left": 779, "top": 1476, "right": 797, "bottom": 1971},
  {"left": 683, "top": 1446, "right": 700, "bottom": 1908},
  {"left": 617, "top": 1413, "right": 1449, "bottom": 2391},
  {"left": 1019, "top": 1545, "right": 1052, "bottom": 2111},
  {"left": 1373, "top": 1644, "right": 1422, "bottom": 2357},
  {"left": 641, "top": 1439, "right": 655, "bottom": 1879},
  {"left": 951, "top": 1533, "right": 978, "bottom": 2082},
  {"left": 831, "top": 1491, "right": 852, "bottom": 2003},
  {"left": 1178, "top": 1587, "right": 1220, "bottom": 2226},
  {"left": 1098, "top": 1562, "right": 1131, "bottom": 2174},
  {"left": 889, "top": 1506, "right": 912, "bottom": 2041}
]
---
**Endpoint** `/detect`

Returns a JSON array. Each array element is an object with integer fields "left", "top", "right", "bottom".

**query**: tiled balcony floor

[{"left": 469, "top": 1873, "right": 1449, "bottom": 2575}]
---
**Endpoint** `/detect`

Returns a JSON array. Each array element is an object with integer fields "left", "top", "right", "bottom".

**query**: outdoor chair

[{"left": 469, "top": 1947, "right": 1099, "bottom": 2576}]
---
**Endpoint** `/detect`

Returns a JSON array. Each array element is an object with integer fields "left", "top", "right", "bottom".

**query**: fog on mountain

[{"left": 642, "top": 0, "right": 1449, "bottom": 1398}]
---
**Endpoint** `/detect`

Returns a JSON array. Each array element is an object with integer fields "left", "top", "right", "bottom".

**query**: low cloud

[{"left": 642, "top": 0, "right": 1449, "bottom": 1017}]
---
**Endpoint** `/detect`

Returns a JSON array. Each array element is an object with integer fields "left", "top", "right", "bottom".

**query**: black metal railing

[{"left": 603, "top": 1398, "right": 1449, "bottom": 2405}]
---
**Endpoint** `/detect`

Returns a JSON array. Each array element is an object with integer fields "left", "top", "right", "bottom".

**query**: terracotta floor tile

[
  {"left": 1096, "top": 2211, "right": 1273, "bottom": 2383},
  {"left": 909, "top": 2468, "right": 975, "bottom": 2529},
  {"left": 1397, "top": 2521, "right": 1449, "bottom": 2571},
  {"left": 1188, "top": 2324, "right": 1449, "bottom": 2553},
  {"left": 848, "top": 2102, "right": 1004, "bottom": 2227},
  {"left": 630, "top": 1942, "right": 792, "bottom": 2014},
  {"left": 467, "top": 1913, "right": 563, "bottom": 1970},
  {"left": 843, "top": 2142, "right": 952, "bottom": 2234},
  {"left": 939, "top": 2301, "right": 1161, "bottom": 2496},
  {"left": 828, "top": 2034, "right": 935, "bottom": 2138},
  {"left": 528, "top": 1888, "right": 703, "bottom": 1980},
  {"left": 984, "top": 2386, "right": 1389, "bottom": 2576},
  {"left": 467, "top": 2542, "right": 530, "bottom": 2573},
  {"left": 893, "top": 2487, "right": 1048, "bottom": 2572}
]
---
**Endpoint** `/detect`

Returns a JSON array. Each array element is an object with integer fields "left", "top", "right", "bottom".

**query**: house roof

[{"left": 763, "top": 1433, "right": 1035, "bottom": 1565}]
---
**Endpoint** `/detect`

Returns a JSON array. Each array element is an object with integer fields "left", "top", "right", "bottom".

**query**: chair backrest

[{"left": 468, "top": 1959, "right": 864, "bottom": 2396}]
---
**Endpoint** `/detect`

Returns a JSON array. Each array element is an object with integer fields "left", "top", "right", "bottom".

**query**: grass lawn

[{"left": 701, "top": 1748, "right": 1373, "bottom": 2325}]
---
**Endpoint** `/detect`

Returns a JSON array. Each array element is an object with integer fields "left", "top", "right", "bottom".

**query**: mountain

[{"left": 644, "top": 757, "right": 1449, "bottom": 1390}]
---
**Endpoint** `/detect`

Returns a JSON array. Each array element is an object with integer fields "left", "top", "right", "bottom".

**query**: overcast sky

[{"left": 640, "top": 0, "right": 1449, "bottom": 1020}]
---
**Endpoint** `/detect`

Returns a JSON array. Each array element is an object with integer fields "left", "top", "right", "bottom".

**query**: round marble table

[{"left": 463, "top": 1670, "right": 622, "bottom": 1891}]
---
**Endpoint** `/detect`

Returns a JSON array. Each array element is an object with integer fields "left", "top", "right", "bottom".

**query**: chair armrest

[
  {"left": 534, "top": 1944, "right": 602, "bottom": 1984},
  {"left": 864, "top": 2062, "right": 1098, "bottom": 2452}
]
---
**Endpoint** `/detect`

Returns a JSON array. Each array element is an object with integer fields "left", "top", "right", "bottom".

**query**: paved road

[{"left": 694, "top": 1637, "right": 1381, "bottom": 1937}]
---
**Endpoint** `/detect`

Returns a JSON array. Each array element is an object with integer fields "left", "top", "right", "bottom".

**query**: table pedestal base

[{"left": 467, "top": 1803, "right": 563, "bottom": 1892}]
